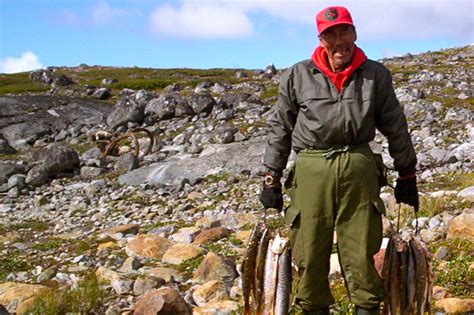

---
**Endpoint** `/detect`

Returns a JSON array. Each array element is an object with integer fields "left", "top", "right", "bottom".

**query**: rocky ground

[{"left": 0, "top": 45, "right": 472, "bottom": 314}]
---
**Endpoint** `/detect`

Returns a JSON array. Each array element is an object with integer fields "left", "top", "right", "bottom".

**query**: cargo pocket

[
  {"left": 373, "top": 153, "right": 388, "bottom": 189},
  {"left": 285, "top": 207, "right": 305, "bottom": 269}
]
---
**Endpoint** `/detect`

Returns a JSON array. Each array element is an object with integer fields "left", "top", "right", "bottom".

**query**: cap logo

[{"left": 325, "top": 8, "right": 338, "bottom": 21}]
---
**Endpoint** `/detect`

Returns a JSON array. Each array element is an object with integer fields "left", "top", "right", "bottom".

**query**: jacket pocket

[{"left": 373, "top": 153, "right": 388, "bottom": 189}]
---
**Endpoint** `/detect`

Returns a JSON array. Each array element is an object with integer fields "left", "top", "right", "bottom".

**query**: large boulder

[
  {"left": 125, "top": 234, "right": 174, "bottom": 259},
  {"left": 192, "top": 252, "right": 237, "bottom": 284},
  {"left": 29, "top": 69, "right": 74, "bottom": 87},
  {"left": 145, "top": 95, "right": 177, "bottom": 123},
  {"left": 447, "top": 209, "right": 474, "bottom": 240},
  {"left": 26, "top": 143, "right": 80, "bottom": 186},
  {"left": 189, "top": 92, "right": 216, "bottom": 114},
  {"left": 107, "top": 98, "right": 144, "bottom": 129},
  {"left": 0, "top": 282, "right": 51, "bottom": 314}
]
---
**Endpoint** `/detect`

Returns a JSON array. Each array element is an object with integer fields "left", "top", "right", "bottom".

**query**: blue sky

[{"left": 1, "top": 0, "right": 473, "bottom": 73}]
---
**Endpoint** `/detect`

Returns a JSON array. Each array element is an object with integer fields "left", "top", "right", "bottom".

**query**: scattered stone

[
  {"left": 126, "top": 234, "right": 174, "bottom": 259},
  {"left": 92, "top": 88, "right": 111, "bottom": 100},
  {"left": 162, "top": 243, "right": 203, "bottom": 265},
  {"left": 458, "top": 186, "right": 474, "bottom": 202},
  {"left": 133, "top": 277, "right": 165, "bottom": 296},
  {"left": 114, "top": 152, "right": 139, "bottom": 172},
  {"left": 134, "top": 287, "right": 191, "bottom": 315},
  {"left": 193, "top": 252, "right": 237, "bottom": 284},
  {"left": 80, "top": 166, "right": 104, "bottom": 178},
  {"left": 192, "top": 280, "right": 229, "bottom": 307},
  {"left": 111, "top": 277, "right": 134, "bottom": 295},
  {"left": 435, "top": 298, "right": 474, "bottom": 313},
  {"left": 100, "top": 224, "right": 140, "bottom": 238},
  {"left": 447, "top": 209, "right": 474, "bottom": 240},
  {"left": 193, "top": 227, "right": 232, "bottom": 245},
  {"left": 193, "top": 300, "right": 239, "bottom": 315},
  {"left": 145, "top": 267, "right": 184, "bottom": 283},
  {"left": 119, "top": 256, "right": 143, "bottom": 273},
  {"left": 0, "top": 282, "right": 50, "bottom": 314}
]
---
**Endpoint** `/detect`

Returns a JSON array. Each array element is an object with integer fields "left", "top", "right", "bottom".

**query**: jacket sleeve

[
  {"left": 263, "top": 68, "right": 299, "bottom": 172},
  {"left": 374, "top": 67, "right": 417, "bottom": 175}
]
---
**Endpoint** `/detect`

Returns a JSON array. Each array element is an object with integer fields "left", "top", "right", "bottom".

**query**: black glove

[
  {"left": 259, "top": 175, "right": 283, "bottom": 211},
  {"left": 395, "top": 176, "right": 419, "bottom": 212}
]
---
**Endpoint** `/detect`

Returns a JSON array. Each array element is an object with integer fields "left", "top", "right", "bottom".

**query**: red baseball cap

[{"left": 316, "top": 6, "right": 354, "bottom": 35}]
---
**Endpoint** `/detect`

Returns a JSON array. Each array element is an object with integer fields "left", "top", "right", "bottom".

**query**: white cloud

[
  {"left": 157, "top": 0, "right": 473, "bottom": 41},
  {"left": 149, "top": 2, "right": 253, "bottom": 39},
  {"left": 0, "top": 52, "right": 44, "bottom": 74},
  {"left": 91, "top": 0, "right": 137, "bottom": 25}
]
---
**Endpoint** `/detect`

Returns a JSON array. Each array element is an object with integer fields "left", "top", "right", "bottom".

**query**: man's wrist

[{"left": 264, "top": 167, "right": 283, "bottom": 177}]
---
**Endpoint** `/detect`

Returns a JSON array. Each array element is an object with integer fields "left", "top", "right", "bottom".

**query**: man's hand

[
  {"left": 394, "top": 175, "right": 419, "bottom": 212},
  {"left": 259, "top": 174, "right": 283, "bottom": 211}
]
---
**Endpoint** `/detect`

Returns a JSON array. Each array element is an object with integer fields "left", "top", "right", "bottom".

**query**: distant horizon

[{"left": 1, "top": 0, "right": 473, "bottom": 73}]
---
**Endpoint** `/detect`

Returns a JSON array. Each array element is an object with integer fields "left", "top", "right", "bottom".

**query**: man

[{"left": 259, "top": 6, "right": 419, "bottom": 315}]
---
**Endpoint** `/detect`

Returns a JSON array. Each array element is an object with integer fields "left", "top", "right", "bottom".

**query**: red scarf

[{"left": 311, "top": 45, "right": 367, "bottom": 92}]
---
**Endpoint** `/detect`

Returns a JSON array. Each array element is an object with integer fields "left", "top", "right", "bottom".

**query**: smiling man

[{"left": 259, "top": 6, "right": 419, "bottom": 315}]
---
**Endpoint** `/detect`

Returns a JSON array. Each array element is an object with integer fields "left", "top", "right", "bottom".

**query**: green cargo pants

[{"left": 285, "top": 144, "right": 386, "bottom": 310}]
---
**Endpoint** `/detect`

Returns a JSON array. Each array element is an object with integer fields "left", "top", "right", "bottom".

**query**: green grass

[
  {"left": 32, "top": 238, "right": 63, "bottom": 251},
  {"left": 0, "top": 251, "right": 32, "bottom": 281},
  {"left": 25, "top": 272, "right": 107, "bottom": 315},
  {"left": 0, "top": 72, "right": 49, "bottom": 95},
  {"left": 5, "top": 219, "right": 49, "bottom": 233}
]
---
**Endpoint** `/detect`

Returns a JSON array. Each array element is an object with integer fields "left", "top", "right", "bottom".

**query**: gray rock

[
  {"left": 133, "top": 277, "right": 164, "bottom": 296},
  {"left": 92, "top": 88, "right": 111, "bottom": 100},
  {"left": 434, "top": 246, "right": 449, "bottom": 260},
  {"left": 119, "top": 256, "right": 143, "bottom": 273},
  {"left": 26, "top": 165, "right": 51, "bottom": 187},
  {"left": 189, "top": 93, "right": 216, "bottom": 114},
  {"left": 0, "top": 163, "right": 26, "bottom": 184},
  {"left": 458, "top": 186, "right": 474, "bottom": 202},
  {"left": 107, "top": 98, "right": 144, "bottom": 129},
  {"left": 7, "top": 187, "right": 20, "bottom": 198},
  {"left": 420, "top": 229, "right": 443, "bottom": 243},
  {"left": 7, "top": 174, "right": 26, "bottom": 190},
  {"left": 114, "top": 152, "right": 139, "bottom": 172},
  {"left": 80, "top": 166, "right": 104, "bottom": 178},
  {"left": 265, "top": 64, "right": 277, "bottom": 75},
  {"left": 101, "top": 78, "right": 117, "bottom": 85},
  {"left": 145, "top": 95, "right": 177, "bottom": 122},
  {"left": 0, "top": 139, "right": 16, "bottom": 154},
  {"left": 118, "top": 136, "right": 265, "bottom": 187},
  {"left": 111, "top": 278, "right": 134, "bottom": 295},
  {"left": 80, "top": 147, "right": 102, "bottom": 161}
]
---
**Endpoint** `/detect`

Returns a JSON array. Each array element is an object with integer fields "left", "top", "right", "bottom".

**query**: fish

[
  {"left": 405, "top": 241, "right": 416, "bottom": 314},
  {"left": 416, "top": 236, "right": 433, "bottom": 315},
  {"left": 242, "top": 223, "right": 264, "bottom": 315},
  {"left": 255, "top": 228, "right": 271, "bottom": 314},
  {"left": 399, "top": 243, "right": 409, "bottom": 314},
  {"left": 410, "top": 237, "right": 427, "bottom": 315},
  {"left": 275, "top": 244, "right": 292, "bottom": 315},
  {"left": 262, "top": 238, "right": 276, "bottom": 315},
  {"left": 263, "top": 235, "right": 287, "bottom": 315},
  {"left": 381, "top": 237, "right": 393, "bottom": 315},
  {"left": 389, "top": 234, "right": 402, "bottom": 315}
]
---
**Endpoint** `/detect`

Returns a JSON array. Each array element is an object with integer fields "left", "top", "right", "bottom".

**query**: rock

[
  {"left": 80, "top": 166, "right": 104, "bottom": 178},
  {"left": 97, "top": 241, "right": 118, "bottom": 253},
  {"left": 26, "top": 143, "right": 79, "bottom": 186},
  {"left": 192, "top": 280, "right": 229, "bottom": 307},
  {"left": 92, "top": 88, "right": 111, "bottom": 100},
  {"left": 0, "top": 139, "right": 16, "bottom": 154},
  {"left": 107, "top": 98, "right": 144, "bottom": 129},
  {"left": 192, "top": 252, "right": 237, "bottom": 284},
  {"left": 100, "top": 224, "right": 140, "bottom": 237},
  {"left": 433, "top": 246, "right": 449, "bottom": 260},
  {"left": 114, "top": 152, "right": 139, "bottom": 172},
  {"left": 145, "top": 95, "right": 177, "bottom": 122},
  {"left": 432, "top": 285, "right": 450, "bottom": 300},
  {"left": 133, "top": 277, "right": 165, "bottom": 296},
  {"left": 134, "top": 287, "right": 191, "bottom": 315},
  {"left": 96, "top": 266, "right": 120, "bottom": 283},
  {"left": 119, "top": 256, "right": 143, "bottom": 273},
  {"left": 189, "top": 92, "right": 216, "bottom": 114},
  {"left": 145, "top": 267, "right": 184, "bottom": 283},
  {"left": 435, "top": 298, "right": 474, "bottom": 313},
  {"left": 193, "top": 300, "right": 239, "bottom": 315},
  {"left": 447, "top": 209, "right": 474, "bottom": 240},
  {"left": 187, "top": 192, "right": 205, "bottom": 200},
  {"left": 162, "top": 244, "right": 203, "bottom": 265},
  {"left": 233, "top": 230, "right": 251, "bottom": 243},
  {"left": 0, "top": 162, "right": 26, "bottom": 184},
  {"left": 7, "top": 174, "right": 26, "bottom": 190},
  {"left": 419, "top": 229, "right": 443, "bottom": 243},
  {"left": 0, "top": 282, "right": 50, "bottom": 314},
  {"left": 458, "top": 186, "right": 474, "bottom": 202},
  {"left": 265, "top": 64, "right": 277, "bottom": 76},
  {"left": 111, "top": 277, "right": 134, "bottom": 295},
  {"left": 193, "top": 227, "right": 232, "bottom": 245},
  {"left": 169, "top": 227, "right": 201, "bottom": 244},
  {"left": 125, "top": 234, "right": 174, "bottom": 259}
]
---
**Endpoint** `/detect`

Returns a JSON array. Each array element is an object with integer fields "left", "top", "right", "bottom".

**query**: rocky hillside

[{"left": 0, "top": 45, "right": 472, "bottom": 314}]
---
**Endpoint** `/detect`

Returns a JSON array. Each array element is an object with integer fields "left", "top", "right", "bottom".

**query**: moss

[
  {"left": 0, "top": 72, "right": 49, "bottom": 95},
  {"left": 7, "top": 219, "right": 49, "bottom": 232},
  {"left": 260, "top": 86, "right": 278, "bottom": 99},
  {"left": 32, "top": 238, "right": 63, "bottom": 251},
  {"left": 0, "top": 251, "right": 31, "bottom": 281},
  {"left": 174, "top": 255, "right": 205, "bottom": 279}
]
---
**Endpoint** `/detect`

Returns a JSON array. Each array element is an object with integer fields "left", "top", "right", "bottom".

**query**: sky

[{"left": 0, "top": 0, "right": 473, "bottom": 73}]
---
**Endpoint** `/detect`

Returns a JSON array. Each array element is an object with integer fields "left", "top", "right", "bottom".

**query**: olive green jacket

[{"left": 263, "top": 59, "right": 417, "bottom": 175}]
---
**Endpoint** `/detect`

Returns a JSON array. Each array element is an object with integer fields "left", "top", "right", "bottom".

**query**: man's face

[{"left": 319, "top": 24, "right": 357, "bottom": 71}]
